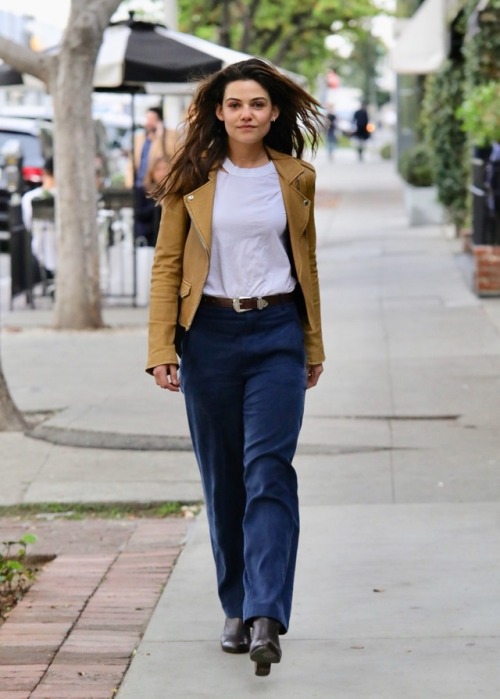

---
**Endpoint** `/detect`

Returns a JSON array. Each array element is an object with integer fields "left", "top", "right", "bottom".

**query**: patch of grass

[
  {"left": 0, "top": 502, "right": 202, "bottom": 521},
  {"left": 337, "top": 133, "right": 353, "bottom": 148},
  {"left": 1, "top": 534, "right": 38, "bottom": 621}
]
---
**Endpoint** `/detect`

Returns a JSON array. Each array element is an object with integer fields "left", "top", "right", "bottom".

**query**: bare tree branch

[
  {"left": 0, "top": 36, "right": 51, "bottom": 83},
  {"left": 0, "top": 0, "right": 121, "bottom": 79}
]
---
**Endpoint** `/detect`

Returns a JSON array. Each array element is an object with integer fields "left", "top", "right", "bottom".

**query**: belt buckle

[
  {"left": 232, "top": 296, "right": 269, "bottom": 312},
  {"left": 232, "top": 296, "right": 252, "bottom": 313}
]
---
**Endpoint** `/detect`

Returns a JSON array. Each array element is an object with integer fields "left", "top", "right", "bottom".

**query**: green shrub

[
  {"left": 399, "top": 144, "right": 435, "bottom": 187},
  {"left": 0, "top": 534, "right": 37, "bottom": 619},
  {"left": 380, "top": 143, "right": 393, "bottom": 160},
  {"left": 462, "top": 0, "right": 500, "bottom": 89},
  {"left": 457, "top": 81, "right": 500, "bottom": 146},
  {"left": 423, "top": 61, "right": 469, "bottom": 232}
]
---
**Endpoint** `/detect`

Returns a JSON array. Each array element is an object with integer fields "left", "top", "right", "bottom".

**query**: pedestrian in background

[
  {"left": 129, "top": 106, "right": 173, "bottom": 246},
  {"left": 146, "top": 58, "right": 325, "bottom": 677},
  {"left": 325, "top": 103, "right": 337, "bottom": 161},
  {"left": 21, "top": 156, "right": 57, "bottom": 288},
  {"left": 351, "top": 101, "right": 371, "bottom": 161}
]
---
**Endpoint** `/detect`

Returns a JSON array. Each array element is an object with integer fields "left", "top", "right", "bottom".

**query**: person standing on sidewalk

[
  {"left": 324, "top": 103, "right": 338, "bottom": 161},
  {"left": 21, "top": 156, "right": 57, "bottom": 290},
  {"left": 129, "top": 106, "right": 172, "bottom": 246},
  {"left": 146, "top": 58, "right": 325, "bottom": 677},
  {"left": 351, "top": 101, "right": 371, "bottom": 161}
]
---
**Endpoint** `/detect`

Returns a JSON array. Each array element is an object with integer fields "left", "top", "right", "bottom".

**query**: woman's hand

[
  {"left": 306, "top": 363, "right": 323, "bottom": 389},
  {"left": 153, "top": 364, "right": 180, "bottom": 392}
]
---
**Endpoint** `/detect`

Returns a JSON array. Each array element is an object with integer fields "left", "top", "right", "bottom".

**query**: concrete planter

[
  {"left": 403, "top": 184, "right": 446, "bottom": 226},
  {"left": 473, "top": 244, "right": 500, "bottom": 296}
]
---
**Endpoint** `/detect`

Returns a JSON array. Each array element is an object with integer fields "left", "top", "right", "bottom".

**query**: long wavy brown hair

[{"left": 151, "top": 58, "right": 324, "bottom": 201}]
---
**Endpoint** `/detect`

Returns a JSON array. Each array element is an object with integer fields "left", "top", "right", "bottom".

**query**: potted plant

[{"left": 398, "top": 143, "right": 445, "bottom": 226}]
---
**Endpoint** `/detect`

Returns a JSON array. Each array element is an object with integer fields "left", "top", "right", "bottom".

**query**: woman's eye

[{"left": 226, "top": 102, "right": 266, "bottom": 109}]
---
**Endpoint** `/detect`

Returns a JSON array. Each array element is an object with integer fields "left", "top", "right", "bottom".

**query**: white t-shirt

[{"left": 202, "top": 158, "right": 296, "bottom": 298}]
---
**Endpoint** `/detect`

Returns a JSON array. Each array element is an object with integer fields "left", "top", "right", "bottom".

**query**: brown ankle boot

[
  {"left": 220, "top": 617, "right": 251, "bottom": 654},
  {"left": 249, "top": 617, "right": 282, "bottom": 676}
]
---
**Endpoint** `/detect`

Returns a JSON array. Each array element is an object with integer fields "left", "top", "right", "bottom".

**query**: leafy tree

[
  {"left": 177, "top": 0, "right": 381, "bottom": 84},
  {"left": 330, "top": 26, "right": 387, "bottom": 104}
]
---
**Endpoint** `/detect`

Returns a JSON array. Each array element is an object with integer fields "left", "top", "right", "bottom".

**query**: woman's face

[{"left": 216, "top": 79, "right": 279, "bottom": 147}]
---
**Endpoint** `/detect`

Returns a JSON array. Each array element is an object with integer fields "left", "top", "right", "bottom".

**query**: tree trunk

[
  {"left": 0, "top": 359, "right": 26, "bottom": 432},
  {"left": 0, "top": 0, "right": 122, "bottom": 330},
  {"left": 49, "top": 0, "right": 122, "bottom": 328},
  {"left": 50, "top": 55, "right": 103, "bottom": 330},
  {"left": 0, "top": 0, "right": 122, "bottom": 430}
]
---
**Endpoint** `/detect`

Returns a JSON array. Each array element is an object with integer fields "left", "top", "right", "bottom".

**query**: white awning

[
  {"left": 390, "top": 0, "right": 468, "bottom": 75},
  {"left": 390, "top": 0, "right": 448, "bottom": 74}
]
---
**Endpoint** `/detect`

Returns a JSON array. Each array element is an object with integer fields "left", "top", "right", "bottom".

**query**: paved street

[{"left": 1, "top": 143, "right": 500, "bottom": 696}]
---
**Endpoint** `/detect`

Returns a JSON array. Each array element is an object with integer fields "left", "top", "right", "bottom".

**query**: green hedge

[
  {"left": 399, "top": 143, "right": 435, "bottom": 187},
  {"left": 422, "top": 60, "right": 469, "bottom": 231}
]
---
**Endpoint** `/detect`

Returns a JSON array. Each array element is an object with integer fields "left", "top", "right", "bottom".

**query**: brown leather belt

[{"left": 201, "top": 292, "right": 295, "bottom": 313}]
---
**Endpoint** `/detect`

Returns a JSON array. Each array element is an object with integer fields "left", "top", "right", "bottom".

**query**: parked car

[
  {"left": 0, "top": 108, "right": 132, "bottom": 188},
  {"left": 0, "top": 116, "right": 53, "bottom": 190},
  {"left": 0, "top": 116, "right": 53, "bottom": 254}
]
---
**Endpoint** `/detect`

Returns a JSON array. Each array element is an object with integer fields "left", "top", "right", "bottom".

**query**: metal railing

[{"left": 5, "top": 188, "right": 155, "bottom": 309}]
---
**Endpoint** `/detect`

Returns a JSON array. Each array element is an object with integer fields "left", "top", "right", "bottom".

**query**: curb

[
  {"left": 27, "top": 423, "right": 399, "bottom": 456},
  {"left": 28, "top": 424, "right": 193, "bottom": 451}
]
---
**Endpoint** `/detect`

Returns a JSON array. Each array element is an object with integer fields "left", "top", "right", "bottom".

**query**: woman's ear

[
  {"left": 216, "top": 104, "right": 224, "bottom": 121},
  {"left": 271, "top": 106, "right": 280, "bottom": 122}
]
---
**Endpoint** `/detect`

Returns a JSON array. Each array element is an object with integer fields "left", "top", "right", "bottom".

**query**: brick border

[
  {"left": 473, "top": 244, "right": 500, "bottom": 296},
  {"left": 0, "top": 518, "right": 191, "bottom": 698}
]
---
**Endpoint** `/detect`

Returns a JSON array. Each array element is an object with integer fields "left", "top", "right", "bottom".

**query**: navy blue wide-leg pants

[{"left": 180, "top": 301, "right": 306, "bottom": 633}]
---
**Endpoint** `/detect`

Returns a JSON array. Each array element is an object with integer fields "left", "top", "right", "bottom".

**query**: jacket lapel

[
  {"left": 183, "top": 173, "right": 217, "bottom": 252},
  {"left": 268, "top": 150, "right": 311, "bottom": 243}
]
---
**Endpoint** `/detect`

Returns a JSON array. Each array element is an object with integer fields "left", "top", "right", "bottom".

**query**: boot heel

[{"left": 254, "top": 661, "right": 271, "bottom": 676}]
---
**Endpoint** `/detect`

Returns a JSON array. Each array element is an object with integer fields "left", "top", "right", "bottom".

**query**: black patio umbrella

[{"left": 93, "top": 16, "right": 225, "bottom": 92}]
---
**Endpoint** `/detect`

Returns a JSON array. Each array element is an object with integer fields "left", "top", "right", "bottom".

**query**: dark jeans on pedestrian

[{"left": 180, "top": 300, "right": 307, "bottom": 633}]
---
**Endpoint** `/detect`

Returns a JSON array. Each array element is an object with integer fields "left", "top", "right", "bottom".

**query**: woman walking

[{"left": 147, "top": 58, "right": 325, "bottom": 677}]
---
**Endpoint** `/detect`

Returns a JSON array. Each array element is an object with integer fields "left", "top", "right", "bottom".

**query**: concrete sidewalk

[{"left": 2, "top": 145, "right": 500, "bottom": 696}]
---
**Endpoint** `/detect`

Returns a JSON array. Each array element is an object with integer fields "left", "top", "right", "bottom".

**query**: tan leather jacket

[{"left": 147, "top": 148, "right": 325, "bottom": 372}]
